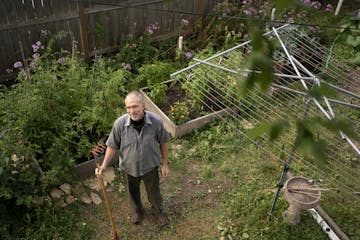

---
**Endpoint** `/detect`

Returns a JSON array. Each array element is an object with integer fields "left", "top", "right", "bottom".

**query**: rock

[
  {"left": 106, "top": 185, "right": 114, "bottom": 192},
  {"left": 60, "top": 200, "right": 68, "bottom": 208},
  {"left": 172, "top": 144, "right": 183, "bottom": 150},
  {"left": 118, "top": 183, "right": 126, "bottom": 193},
  {"left": 90, "top": 192, "right": 103, "bottom": 205},
  {"left": 33, "top": 195, "right": 45, "bottom": 206},
  {"left": 59, "top": 183, "right": 72, "bottom": 195},
  {"left": 44, "top": 195, "right": 52, "bottom": 206},
  {"left": 173, "top": 152, "right": 180, "bottom": 158},
  {"left": 102, "top": 167, "right": 116, "bottom": 185},
  {"left": 54, "top": 197, "right": 66, "bottom": 208},
  {"left": 188, "top": 147, "right": 196, "bottom": 154},
  {"left": 50, "top": 187, "right": 64, "bottom": 199},
  {"left": 84, "top": 178, "right": 101, "bottom": 191},
  {"left": 65, "top": 195, "right": 75, "bottom": 204},
  {"left": 72, "top": 182, "right": 87, "bottom": 199},
  {"left": 80, "top": 193, "right": 92, "bottom": 204}
]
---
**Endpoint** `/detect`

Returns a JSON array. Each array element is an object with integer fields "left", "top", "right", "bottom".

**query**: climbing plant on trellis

[{"left": 171, "top": 24, "right": 360, "bottom": 236}]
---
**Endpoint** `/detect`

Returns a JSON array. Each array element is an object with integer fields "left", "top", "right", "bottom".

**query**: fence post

[
  {"left": 198, "top": 0, "right": 204, "bottom": 21},
  {"left": 77, "top": 0, "right": 90, "bottom": 62}
]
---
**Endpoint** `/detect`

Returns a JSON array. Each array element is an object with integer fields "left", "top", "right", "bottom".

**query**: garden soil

[{"left": 79, "top": 144, "right": 231, "bottom": 240}]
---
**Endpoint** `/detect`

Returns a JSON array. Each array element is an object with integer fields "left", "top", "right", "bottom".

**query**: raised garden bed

[
  {"left": 140, "top": 79, "right": 231, "bottom": 138},
  {"left": 73, "top": 153, "right": 118, "bottom": 179}
]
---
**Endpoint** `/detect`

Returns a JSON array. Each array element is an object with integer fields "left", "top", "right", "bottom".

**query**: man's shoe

[{"left": 131, "top": 212, "right": 143, "bottom": 224}]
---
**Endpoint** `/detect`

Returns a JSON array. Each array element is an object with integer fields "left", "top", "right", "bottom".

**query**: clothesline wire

[
  {"left": 172, "top": 25, "right": 356, "bottom": 197},
  {"left": 174, "top": 69, "right": 359, "bottom": 200}
]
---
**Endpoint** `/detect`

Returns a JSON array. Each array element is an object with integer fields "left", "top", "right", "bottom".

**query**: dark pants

[{"left": 122, "top": 167, "right": 163, "bottom": 215}]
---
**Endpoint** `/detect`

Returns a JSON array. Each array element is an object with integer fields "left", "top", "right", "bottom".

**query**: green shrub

[
  {"left": 0, "top": 38, "right": 129, "bottom": 207},
  {"left": 135, "top": 61, "right": 176, "bottom": 104},
  {"left": 0, "top": 202, "right": 90, "bottom": 240},
  {"left": 135, "top": 61, "right": 175, "bottom": 88}
]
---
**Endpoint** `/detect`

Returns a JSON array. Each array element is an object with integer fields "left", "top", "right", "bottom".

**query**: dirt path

[{"left": 80, "top": 146, "right": 229, "bottom": 240}]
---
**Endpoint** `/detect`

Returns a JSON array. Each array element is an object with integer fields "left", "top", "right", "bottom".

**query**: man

[{"left": 95, "top": 90, "right": 170, "bottom": 226}]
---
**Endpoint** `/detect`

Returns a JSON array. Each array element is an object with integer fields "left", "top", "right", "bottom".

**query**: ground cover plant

[
  {"left": 74, "top": 120, "right": 359, "bottom": 239},
  {"left": 1, "top": 0, "right": 359, "bottom": 239}
]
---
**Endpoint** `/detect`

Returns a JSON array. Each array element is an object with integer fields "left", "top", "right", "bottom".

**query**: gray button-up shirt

[{"left": 106, "top": 111, "right": 170, "bottom": 177}]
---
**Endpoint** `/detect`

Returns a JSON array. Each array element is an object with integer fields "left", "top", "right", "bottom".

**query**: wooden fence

[{"left": 0, "top": 0, "right": 219, "bottom": 82}]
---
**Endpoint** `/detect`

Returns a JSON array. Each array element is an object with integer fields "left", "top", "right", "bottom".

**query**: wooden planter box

[
  {"left": 73, "top": 154, "right": 118, "bottom": 179},
  {"left": 140, "top": 81, "right": 231, "bottom": 138}
]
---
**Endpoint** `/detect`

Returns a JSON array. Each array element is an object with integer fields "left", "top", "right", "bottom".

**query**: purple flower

[
  {"left": 57, "top": 57, "right": 65, "bottom": 64},
  {"left": 181, "top": 19, "right": 189, "bottom": 26},
  {"left": 13, "top": 61, "right": 23, "bottom": 69},
  {"left": 185, "top": 52, "right": 192, "bottom": 58},
  {"left": 6, "top": 68, "right": 13, "bottom": 74},
  {"left": 30, "top": 61, "right": 37, "bottom": 69},
  {"left": 311, "top": 1, "right": 321, "bottom": 9},
  {"left": 32, "top": 44, "right": 39, "bottom": 52},
  {"left": 32, "top": 53, "right": 40, "bottom": 59},
  {"left": 151, "top": 22, "right": 160, "bottom": 30},
  {"left": 41, "top": 29, "right": 49, "bottom": 37},
  {"left": 146, "top": 22, "right": 160, "bottom": 34},
  {"left": 243, "top": 9, "right": 251, "bottom": 15},
  {"left": 36, "top": 41, "right": 42, "bottom": 46},
  {"left": 121, "top": 63, "right": 132, "bottom": 70},
  {"left": 146, "top": 26, "right": 154, "bottom": 35},
  {"left": 325, "top": 4, "right": 333, "bottom": 12}
]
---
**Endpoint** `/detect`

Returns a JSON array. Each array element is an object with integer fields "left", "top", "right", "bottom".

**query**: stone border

[{"left": 140, "top": 80, "right": 231, "bottom": 138}]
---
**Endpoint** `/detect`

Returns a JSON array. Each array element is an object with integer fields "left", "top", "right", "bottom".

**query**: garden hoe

[{"left": 96, "top": 161, "right": 119, "bottom": 240}]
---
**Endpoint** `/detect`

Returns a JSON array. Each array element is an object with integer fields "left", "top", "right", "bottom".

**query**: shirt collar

[{"left": 124, "top": 111, "right": 152, "bottom": 126}]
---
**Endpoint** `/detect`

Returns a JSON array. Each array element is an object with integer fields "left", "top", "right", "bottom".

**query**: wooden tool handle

[{"left": 96, "top": 161, "right": 119, "bottom": 240}]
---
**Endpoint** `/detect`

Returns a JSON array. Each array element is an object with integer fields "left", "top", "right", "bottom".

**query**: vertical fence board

[
  {"left": 0, "top": 30, "right": 15, "bottom": 72},
  {"left": 0, "top": 0, "right": 219, "bottom": 81},
  {"left": 0, "top": 1, "right": 9, "bottom": 25}
]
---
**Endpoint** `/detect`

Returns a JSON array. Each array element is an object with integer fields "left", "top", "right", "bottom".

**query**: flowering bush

[
  {"left": 0, "top": 35, "right": 129, "bottom": 207},
  {"left": 168, "top": 101, "right": 191, "bottom": 125},
  {"left": 114, "top": 23, "right": 160, "bottom": 72}
]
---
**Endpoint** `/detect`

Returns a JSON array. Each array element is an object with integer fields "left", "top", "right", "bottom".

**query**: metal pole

[
  {"left": 194, "top": 58, "right": 360, "bottom": 100},
  {"left": 170, "top": 24, "right": 290, "bottom": 78},
  {"left": 293, "top": 57, "right": 360, "bottom": 156},
  {"left": 272, "top": 27, "right": 333, "bottom": 120},
  {"left": 191, "top": 58, "right": 360, "bottom": 110},
  {"left": 269, "top": 99, "right": 312, "bottom": 220},
  {"left": 335, "top": 0, "right": 344, "bottom": 16}
]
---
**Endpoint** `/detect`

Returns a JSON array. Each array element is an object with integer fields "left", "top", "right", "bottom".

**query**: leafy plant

[
  {"left": 168, "top": 101, "right": 191, "bottom": 125},
  {"left": 0, "top": 203, "right": 90, "bottom": 239},
  {"left": 341, "top": 16, "right": 360, "bottom": 64},
  {"left": 0, "top": 36, "right": 129, "bottom": 207},
  {"left": 115, "top": 27, "right": 160, "bottom": 73},
  {"left": 136, "top": 61, "right": 176, "bottom": 105},
  {"left": 135, "top": 61, "right": 175, "bottom": 88}
]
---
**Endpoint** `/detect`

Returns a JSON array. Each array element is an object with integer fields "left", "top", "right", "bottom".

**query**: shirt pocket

[{"left": 120, "top": 130, "right": 137, "bottom": 150}]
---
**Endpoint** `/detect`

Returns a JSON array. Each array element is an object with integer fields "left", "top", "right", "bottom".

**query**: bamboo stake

[
  {"left": 288, "top": 189, "right": 321, "bottom": 198},
  {"left": 288, "top": 187, "right": 330, "bottom": 192},
  {"left": 96, "top": 161, "right": 119, "bottom": 240}
]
